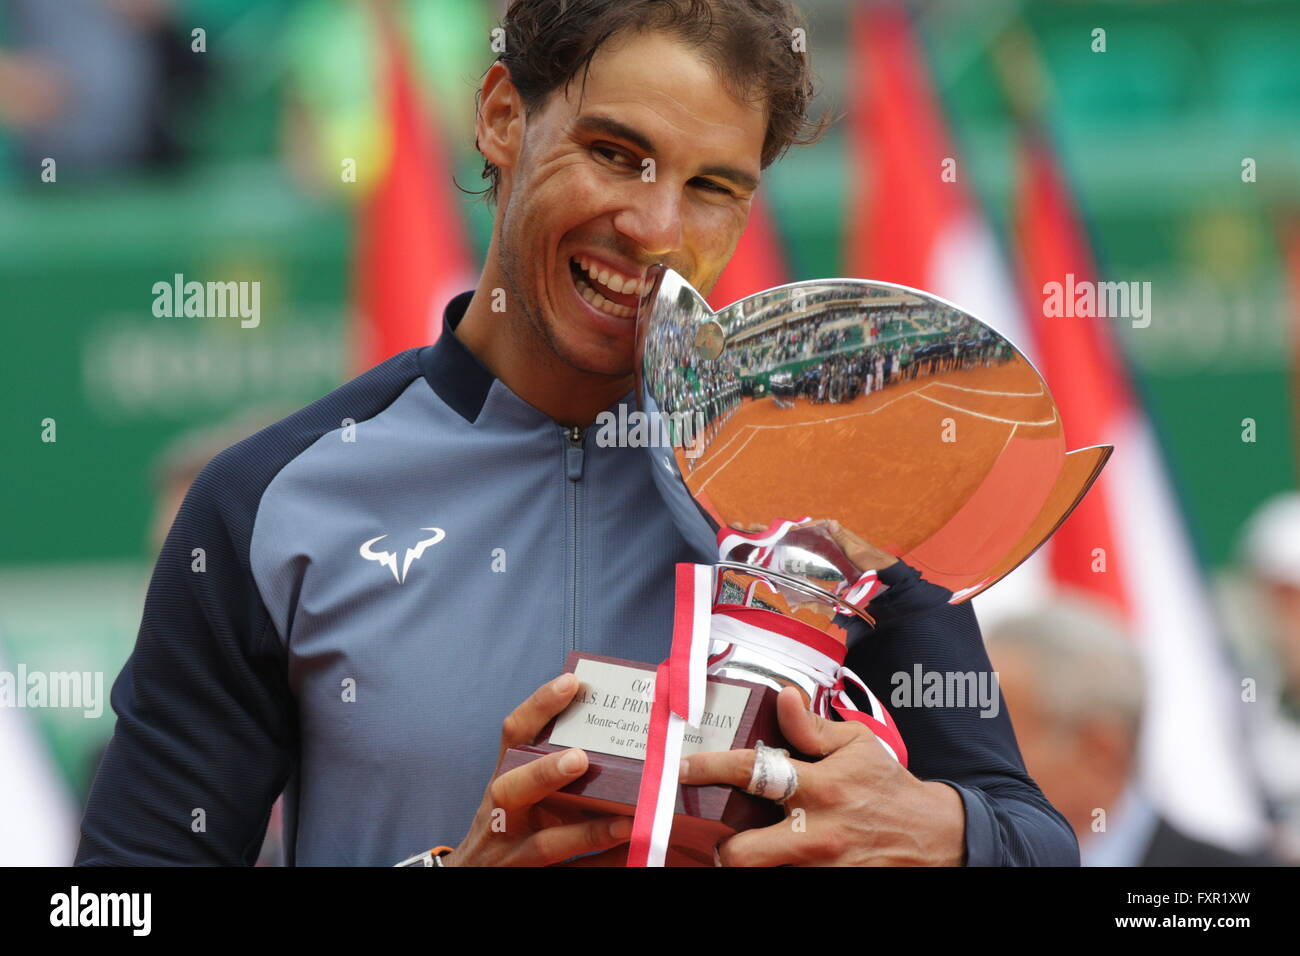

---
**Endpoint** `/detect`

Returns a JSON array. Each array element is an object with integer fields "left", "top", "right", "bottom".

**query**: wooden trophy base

[{"left": 497, "top": 651, "right": 797, "bottom": 866}]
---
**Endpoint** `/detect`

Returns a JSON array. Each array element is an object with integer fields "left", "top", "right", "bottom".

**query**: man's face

[
  {"left": 1264, "top": 580, "right": 1300, "bottom": 694},
  {"left": 493, "top": 30, "right": 767, "bottom": 377},
  {"left": 993, "top": 647, "right": 1131, "bottom": 840}
]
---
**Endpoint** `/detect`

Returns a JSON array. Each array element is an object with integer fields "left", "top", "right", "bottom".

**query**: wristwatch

[{"left": 394, "top": 845, "right": 455, "bottom": 867}]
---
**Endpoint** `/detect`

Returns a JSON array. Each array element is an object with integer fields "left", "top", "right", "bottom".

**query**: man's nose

[{"left": 613, "top": 179, "right": 684, "bottom": 258}]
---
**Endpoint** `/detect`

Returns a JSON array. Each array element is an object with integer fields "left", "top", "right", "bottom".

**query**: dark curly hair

[{"left": 468, "top": 0, "right": 832, "bottom": 207}]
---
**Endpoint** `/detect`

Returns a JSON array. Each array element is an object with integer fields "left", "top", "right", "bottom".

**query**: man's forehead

[{"left": 551, "top": 32, "right": 766, "bottom": 161}]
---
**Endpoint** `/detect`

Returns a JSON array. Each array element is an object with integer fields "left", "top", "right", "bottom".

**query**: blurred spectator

[
  {"left": 1229, "top": 493, "right": 1300, "bottom": 862},
  {"left": 0, "top": 632, "right": 81, "bottom": 865},
  {"left": 986, "top": 598, "right": 1277, "bottom": 866},
  {"left": 0, "top": 0, "right": 210, "bottom": 177}
]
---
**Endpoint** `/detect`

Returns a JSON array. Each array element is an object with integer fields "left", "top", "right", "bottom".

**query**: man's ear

[{"left": 476, "top": 61, "right": 525, "bottom": 173}]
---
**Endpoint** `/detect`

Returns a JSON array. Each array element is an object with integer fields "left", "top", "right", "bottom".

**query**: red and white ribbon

[{"left": 627, "top": 563, "right": 713, "bottom": 868}]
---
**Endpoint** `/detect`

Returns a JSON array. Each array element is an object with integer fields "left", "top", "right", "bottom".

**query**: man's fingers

[
  {"left": 824, "top": 518, "right": 898, "bottom": 572},
  {"left": 775, "top": 685, "right": 869, "bottom": 758},
  {"left": 679, "top": 740, "right": 815, "bottom": 811},
  {"left": 533, "top": 800, "right": 588, "bottom": 831},
  {"left": 488, "top": 747, "right": 589, "bottom": 812},
  {"left": 551, "top": 843, "right": 631, "bottom": 867},
  {"left": 717, "top": 819, "right": 809, "bottom": 867},
  {"left": 535, "top": 795, "right": 604, "bottom": 829},
  {"left": 678, "top": 747, "right": 765, "bottom": 789},
  {"left": 498, "top": 673, "right": 579, "bottom": 756},
  {"left": 679, "top": 692, "right": 874, "bottom": 790},
  {"left": 525, "top": 815, "right": 634, "bottom": 866}
]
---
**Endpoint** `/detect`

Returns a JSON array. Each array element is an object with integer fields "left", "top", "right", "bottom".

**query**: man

[
  {"left": 1233, "top": 493, "right": 1300, "bottom": 861},
  {"left": 987, "top": 598, "right": 1275, "bottom": 866},
  {"left": 76, "top": 0, "right": 1074, "bottom": 866}
]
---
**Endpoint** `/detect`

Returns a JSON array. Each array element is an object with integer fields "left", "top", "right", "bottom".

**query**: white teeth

[
  {"left": 573, "top": 256, "right": 642, "bottom": 298},
  {"left": 573, "top": 272, "right": 634, "bottom": 318}
]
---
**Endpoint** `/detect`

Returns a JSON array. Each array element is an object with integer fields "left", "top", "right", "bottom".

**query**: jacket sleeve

[
  {"left": 844, "top": 561, "right": 1080, "bottom": 866},
  {"left": 75, "top": 451, "right": 297, "bottom": 865}
]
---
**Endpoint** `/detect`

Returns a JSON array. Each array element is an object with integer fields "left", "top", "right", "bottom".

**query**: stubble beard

[{"left": 498, "top": 188, "right": 634, "bottom": 380}]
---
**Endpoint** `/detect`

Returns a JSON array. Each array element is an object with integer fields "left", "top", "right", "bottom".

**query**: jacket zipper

[{"left": 564, "top": 425, "right": 585, "bottom": 662}]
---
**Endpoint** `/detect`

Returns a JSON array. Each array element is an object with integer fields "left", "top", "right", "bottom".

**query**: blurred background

[{"left": 0, "top": 0, "right": 1296, "bottom": 866}]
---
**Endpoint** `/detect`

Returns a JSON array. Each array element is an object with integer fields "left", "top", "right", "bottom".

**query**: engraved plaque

[{"left": 549, "top": 658, "right": 751, "bottom": 760}]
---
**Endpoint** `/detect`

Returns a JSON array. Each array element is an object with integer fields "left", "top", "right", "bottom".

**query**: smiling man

[
  {"left": 456, "top": 21, "right": 769, "bottom": 426},
  {"left": 76, "top": 0, "right": 1077, "bottom": 867}
]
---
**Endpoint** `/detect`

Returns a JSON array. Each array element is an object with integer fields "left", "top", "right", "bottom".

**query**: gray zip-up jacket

[{"left": 75, "top": 291, "right": 1078, "bottom": 866}]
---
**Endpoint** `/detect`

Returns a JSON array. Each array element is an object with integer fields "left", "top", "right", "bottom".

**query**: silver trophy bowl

[{"left": 633, "top": 264, "right": 1111, "bottom": 644}]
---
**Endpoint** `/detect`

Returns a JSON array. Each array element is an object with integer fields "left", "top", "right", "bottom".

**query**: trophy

[{"left": 497, "top": 265, "right": 1111, "bottom": 865}]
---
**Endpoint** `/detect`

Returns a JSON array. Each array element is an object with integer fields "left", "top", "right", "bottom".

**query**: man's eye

[
  {"left": 593, "top": 144, "right": 632, "bottom": 165},
  {"left": 692, "top": 179, "right": 733, "bottom": 196}
]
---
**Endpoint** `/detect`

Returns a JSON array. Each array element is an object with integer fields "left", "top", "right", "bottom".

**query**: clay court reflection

[{"left": 636, "top": 266, "right": 1110, "bottom": 609}]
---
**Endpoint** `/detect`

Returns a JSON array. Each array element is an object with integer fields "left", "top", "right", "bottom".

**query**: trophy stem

[{"left": 714, "top": 560, "right": 876, "bottom": 625}]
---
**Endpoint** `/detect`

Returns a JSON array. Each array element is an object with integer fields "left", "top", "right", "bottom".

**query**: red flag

[
  {"left": 845, "top": 0, "right": 1265, "bottom": 849},
  {"left": 1013, "top": 136, "right": 1129, "bottom": 615},
  {"left": 707, "top": 194, "right": 788, "bottom": 310},
  {"left": 844, "top": 2, "right": 1023, "bottom": 342},
  {"left": 843, "top": 2, "right": 1040, "bottom": 625},
  {"left": 1012, "top": 129, "right": 1266, "bottom": 848},
  {"left": 352, "top": 10, "right": 474, "bottom": 371}
]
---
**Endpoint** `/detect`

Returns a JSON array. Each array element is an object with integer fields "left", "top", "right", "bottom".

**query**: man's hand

[
  {"left": 822, "top": 518, "right": 898, "bottom": 574},
  {"left": 678, "top": 687, "right": 965, "bottom": 866},
  {"left": 444, "top": 673, "right": 633, "bottom": 866}
]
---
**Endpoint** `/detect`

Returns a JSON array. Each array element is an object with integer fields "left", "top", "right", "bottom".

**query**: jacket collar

[
  {"left": 420, "top": 288, "right": 638, "bottom": 427},
  {"left": 418, "top": 290, "right": 496, "bottom": 423}
]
